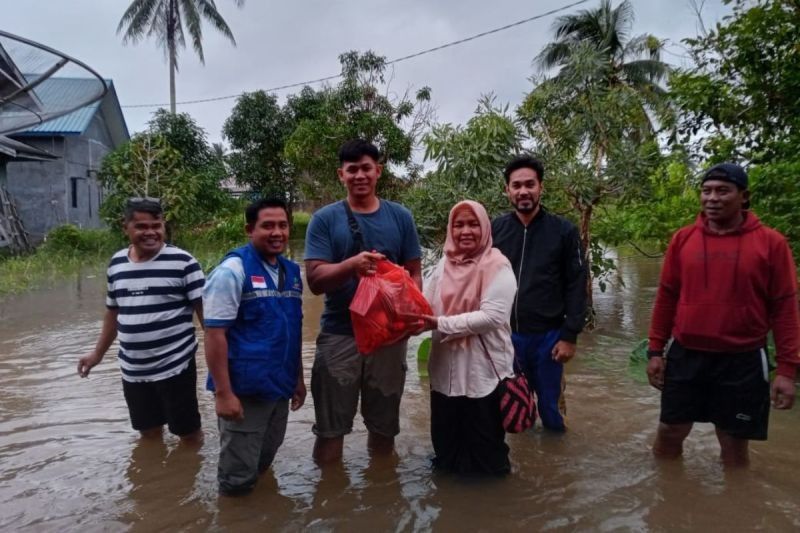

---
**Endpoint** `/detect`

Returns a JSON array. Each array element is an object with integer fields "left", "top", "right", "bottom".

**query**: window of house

[{"left": 70, "top": 177, "right": 79, "bottom": 208}]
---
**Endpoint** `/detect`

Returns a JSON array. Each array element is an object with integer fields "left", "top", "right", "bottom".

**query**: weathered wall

[
  {"left": 64, "top": 112, "right": 114, "bottom": 230},
  {"left": 5, "top": 110, "right": 115, "bottom": 242},
  {"left": 6, "top": 137, "right": 67, "bottom": 242}
]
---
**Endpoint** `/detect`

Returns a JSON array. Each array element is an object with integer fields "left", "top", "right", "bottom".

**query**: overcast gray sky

[{"left": 3, "top": 0, "right": 728, "bottom": 145}]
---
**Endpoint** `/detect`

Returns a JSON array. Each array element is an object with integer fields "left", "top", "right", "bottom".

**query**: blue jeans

[{"left": 512, "top": 330, "right": 566, "bottom": 431}]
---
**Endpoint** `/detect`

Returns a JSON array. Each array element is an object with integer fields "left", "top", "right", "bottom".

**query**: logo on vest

[
  {"left": 251, "top": 275, "right": 267, "bottom": 289},
  {"left": 292, "top": 277, "right": 301, "bottom": 291}
]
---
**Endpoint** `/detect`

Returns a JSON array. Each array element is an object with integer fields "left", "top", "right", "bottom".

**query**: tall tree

[
  {"left": 518, "top": 0, "right": 671, "bottom": 315},
  {"left": 284, "top": 50, "right": 432, "bottom": 206},
  {"left": 222, "top": 90, "right": 297, "bottom": 204},
  {"left": 671, "top": 0, "right": 800, "bottom": 164},
  {"left": 670, "top": 0, "right": 800, "bottom": 263},
  {"left": 536, "top": 0, "right": 669, "bottom": 105},
  {"left": 99, "top": 110, "right": 230, "bottom": 232},
  {"left": 405, "top": 96, "right": 522, "bottom": 248},
  {"left": 117, "top": 0, "right": 244, "bottom": 113}
]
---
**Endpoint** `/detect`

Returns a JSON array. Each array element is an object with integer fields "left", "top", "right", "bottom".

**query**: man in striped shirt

[{"left": 77, "top": 198, "right": 205, "bottom": 443}]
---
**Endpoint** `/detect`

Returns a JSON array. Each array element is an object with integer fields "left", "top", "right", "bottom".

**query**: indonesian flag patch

[{"left": 251, "top": 275, "right": 267, "bottom": 289}]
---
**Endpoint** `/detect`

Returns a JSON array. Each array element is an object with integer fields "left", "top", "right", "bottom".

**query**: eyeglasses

[{"left": 126, "top": 196, "right": 162, "bottom": 207}]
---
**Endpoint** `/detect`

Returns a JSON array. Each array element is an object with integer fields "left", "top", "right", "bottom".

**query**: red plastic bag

[{"left": 350, "top": 259, "right": 433, "bottom": 354}]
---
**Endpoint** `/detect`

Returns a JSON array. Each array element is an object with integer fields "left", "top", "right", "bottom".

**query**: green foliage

[
  {"left": 518, "top": 0, "right": 671, "bottom": 304},
  {"left": 594, "top": 156, "right": 699, "bottom": 249},
  {"left": 284, "top": 50, "right": 432, "bottom": 204},
  {"left": 223, "top": 91, "right": 297, "bottom": 202},
  {"left": 98, "top": 111, "right": 231, "bottom": 233},
  {"left": 43, "top": 224, "right": 89, "bottom": 252},
  {"left": 519, "top": 74, "right": 666, "bottom": 296},
  {"left": 666, "top": 0, "right": 800, "bottom": 265},
  {"left": 117, "top": 0, "right": 244, "bottom": 111},
  {"left": 749, "top": 159, "right": 800, "bottom": 262},
  {"left": 672, "top": 0, "right": 800, "bottom": 162},
  {"left": 147, "top": 110, "right": 233, "bottom": 217},
  {"left": 0, "top": 210, "right": 308, "bottom": 296},
  {"left": 148, "top": 109, "right": 219, "bottom": 171},
  {"left": 417, "top": 337, "right": 431, "bottom": 378},
  {"left": 628, "top": 338, "right": 649, "bottom": 383},
  {"left": 117, "top": 0, "right": 242, "bottom": 64},
  {"left": 99, "top": 134, "right": 185, "bottom": 226},
  {"left": 403, "top": 97, "right": 522, "bottom": 248},
  {"left": 291, "top": 211, "right": 311, "bottom": 238},
  {"left": 176, "top": 208, "right": 312, "bottom": 271},
  {"left": 42, "top": 224, "right": 123, "bottom": 255},
  {"left": 0, "top": 228, "right": 122, "bottom": 295}
]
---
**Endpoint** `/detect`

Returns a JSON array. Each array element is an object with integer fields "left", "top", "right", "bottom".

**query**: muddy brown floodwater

[{"left": 1, "top": 243, "right": 799, "bottom": 531}]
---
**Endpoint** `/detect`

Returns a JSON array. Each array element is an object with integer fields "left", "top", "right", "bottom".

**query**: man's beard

[{"left": 514, "top": 197, "right": 539, "bottom": 215}]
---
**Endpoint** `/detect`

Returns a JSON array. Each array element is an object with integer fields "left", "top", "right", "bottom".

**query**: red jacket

[{"left": 649, "top": 212, "right": 800, "bottom": 379}]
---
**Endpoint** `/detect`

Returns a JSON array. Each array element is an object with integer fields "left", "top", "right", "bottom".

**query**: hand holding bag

[{"left": 478, "top": 335, "right": 536, "bottom": 433}]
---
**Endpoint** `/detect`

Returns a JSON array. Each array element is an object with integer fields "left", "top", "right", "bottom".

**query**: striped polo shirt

[{"left": 106, "top": 244, "right": 205, "bottom": 382}]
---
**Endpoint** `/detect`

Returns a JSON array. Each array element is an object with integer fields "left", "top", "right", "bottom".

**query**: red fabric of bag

[
  {"left": 350, "top": 259, "right": 433, "bottom": 354},
  {"left": 499, "top": 374, "right": 536, "bottom": 433}
]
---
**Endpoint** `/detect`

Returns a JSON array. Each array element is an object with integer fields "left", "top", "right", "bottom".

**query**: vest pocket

[{"left": 229, "top": 355, "right": 281, "bottom": 397}]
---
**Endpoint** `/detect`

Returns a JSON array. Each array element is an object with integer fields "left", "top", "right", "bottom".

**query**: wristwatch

[{"left": 646, "top": 349, "right": 664, "bottom": 359}]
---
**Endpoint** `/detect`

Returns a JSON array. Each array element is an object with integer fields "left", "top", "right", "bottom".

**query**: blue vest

[{"left": 206, "top": 243, "right": 303, "bottom": 401}]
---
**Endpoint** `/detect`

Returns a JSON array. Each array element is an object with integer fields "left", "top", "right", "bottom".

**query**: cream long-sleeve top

[{"left": 424, "top": 258, "right": 516, "bottom": 398}]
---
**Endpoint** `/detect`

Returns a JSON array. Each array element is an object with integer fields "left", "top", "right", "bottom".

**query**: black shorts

[
  {"left": 660, "top": 341, "right": 771, "bottom": 440},
  {"left": 122, "top": 357, "right": 201, "bottom": 436}
]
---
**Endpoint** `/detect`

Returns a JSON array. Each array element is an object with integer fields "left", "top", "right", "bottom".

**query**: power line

[
  {"left": 386, "top": 0, "right": 589, "bottom": 65},
  {"left": 120, "top": 0, "right": 590, "bottom": 109}
]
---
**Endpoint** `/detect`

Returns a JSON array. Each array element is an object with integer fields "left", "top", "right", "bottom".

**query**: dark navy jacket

[
  {"left": 206, "top": 243, "right": 302, "bottom": 401},
  {"left": 491, "top": 209, "right": 587, "bottom": 342}
]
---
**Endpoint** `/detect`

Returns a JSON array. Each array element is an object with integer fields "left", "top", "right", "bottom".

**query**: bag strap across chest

[{"left": 342, "top": 200, "right": 366, "bottom": 254}]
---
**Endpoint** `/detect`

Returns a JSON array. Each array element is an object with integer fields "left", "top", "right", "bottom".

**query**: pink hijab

[{"left": 440, "top": 200, "right": 510, "bottom": 316}]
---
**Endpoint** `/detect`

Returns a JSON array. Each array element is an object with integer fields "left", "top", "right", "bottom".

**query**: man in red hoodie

[{"left": 647, "top": 163, "right": 799, "bottom": 466}]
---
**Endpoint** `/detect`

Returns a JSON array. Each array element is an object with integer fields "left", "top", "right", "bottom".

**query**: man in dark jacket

[
  {"left": 492, "top": 155, "right": 587, "bottom": 431},
  {"left": 647, "top": 163, "right": 799, "bottom": 466}
]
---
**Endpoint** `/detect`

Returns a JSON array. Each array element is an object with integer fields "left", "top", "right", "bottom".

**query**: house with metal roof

[{"left": 3, "top": 77, "right": 129, "bottom": 242}]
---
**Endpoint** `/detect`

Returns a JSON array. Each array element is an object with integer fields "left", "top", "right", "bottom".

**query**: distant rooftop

[
  {"left": 15, "top": 77, "right": 110, "bottom": 134},
  {"left": 11, "top": 77, "right": 129, "bottom": 146}
]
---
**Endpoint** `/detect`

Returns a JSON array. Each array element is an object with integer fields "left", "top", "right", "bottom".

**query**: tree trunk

[
  {"left": 169, "top": 54, "right": 176, "bottom": 114},
  {"left": 579, "top": 204, "right": 595, "bottom": 328},
  {"left": 168, "top": 0, "right": 177, "bottom": 114},
  {"left": 583, "top": 144, "right": 605, "bottom": 328}
]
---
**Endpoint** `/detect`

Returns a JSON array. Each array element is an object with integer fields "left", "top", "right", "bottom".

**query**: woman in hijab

[{"left": 416, "top": 200, "right": 517, "bottom": 475}]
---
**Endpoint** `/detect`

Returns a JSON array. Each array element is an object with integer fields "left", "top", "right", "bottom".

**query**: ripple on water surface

[{"left": 1, "top": 261, "right": 800, "bottom": 530}]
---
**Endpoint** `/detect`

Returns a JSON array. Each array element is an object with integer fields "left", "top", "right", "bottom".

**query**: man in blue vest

[{"left": 203, "top": 198, "right": 306, "bottom": 495}]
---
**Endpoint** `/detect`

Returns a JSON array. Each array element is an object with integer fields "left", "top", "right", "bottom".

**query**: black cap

[{"left": 702, "top": 163, "right": 748, "bottom": 190}]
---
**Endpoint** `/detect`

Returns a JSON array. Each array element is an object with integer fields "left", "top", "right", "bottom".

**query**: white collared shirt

[{"left": 424, "top": 259, "right": 516, "bottom": 398}]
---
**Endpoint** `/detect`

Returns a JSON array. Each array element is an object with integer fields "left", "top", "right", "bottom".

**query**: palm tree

[
  {"left": 117, "top": 0, "right": 245, "bottom": 113},
  {"left": 535, "top": 0, "right": 669, "bottom": 129},
  {"left": 520, "top": 0, "right": 672, "bottom": 319}
]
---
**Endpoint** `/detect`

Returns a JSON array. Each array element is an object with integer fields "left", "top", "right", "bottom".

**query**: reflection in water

[
  {"left": 0, "top": 247, "right": 799, "bottom": 530},
  {"left": 124, "top": 439, "right": 206, "bottom": 531}
]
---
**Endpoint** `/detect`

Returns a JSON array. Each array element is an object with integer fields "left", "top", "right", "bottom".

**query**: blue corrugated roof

[{"left": 14, "top": 77, "right": 110, "bottom": 136}]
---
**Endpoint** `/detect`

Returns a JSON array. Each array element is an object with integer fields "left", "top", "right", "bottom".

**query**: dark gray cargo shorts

[{"left": 310, "top": 332, "right": 407, "bottom": 439}]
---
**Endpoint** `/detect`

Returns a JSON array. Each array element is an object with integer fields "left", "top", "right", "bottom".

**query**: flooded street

[{"left": 1, "top": 244, "right": 799, "bottom": 531}]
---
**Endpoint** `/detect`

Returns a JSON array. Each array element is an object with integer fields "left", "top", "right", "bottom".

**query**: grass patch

[
  {"left": 176, "top": 210, "right": 311, "bottom": 271},
  {"left": 0, "top": 211, "right": 313, "bottom": 295},
  {"left": 0, "top": 225, "right": 123, "bottom": 295},
  {"left": 291, "top": 211, "right": 310, "bottom": 239}
]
